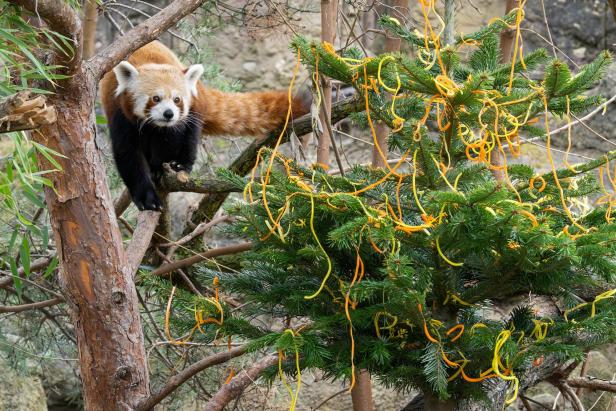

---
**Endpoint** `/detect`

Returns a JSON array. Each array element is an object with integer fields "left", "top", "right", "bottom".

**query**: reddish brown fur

[{"left": 100, "top": 41, "right": 310, "bottom": 137}]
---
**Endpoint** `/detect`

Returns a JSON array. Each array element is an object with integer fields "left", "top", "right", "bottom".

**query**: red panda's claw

[{"left": 135, "top": 189, "right": 163, "bottom": 212}]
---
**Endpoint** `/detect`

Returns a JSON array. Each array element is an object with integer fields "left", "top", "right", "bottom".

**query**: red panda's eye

[
  {"left": 152, "top": 96, "right": 160, "bottom": 103},
  {"left": 173, "top": 97, "right": 181, "bottom": 104}
]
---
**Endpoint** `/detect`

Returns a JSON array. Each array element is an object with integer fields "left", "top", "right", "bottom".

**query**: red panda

[{"left": 99, "top": 41, "right": 310, "bottom": 211}]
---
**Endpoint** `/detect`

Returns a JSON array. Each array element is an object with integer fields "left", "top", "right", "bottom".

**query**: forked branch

[{"left": 135, "top": 345, "right": 248, "bottom": 411}]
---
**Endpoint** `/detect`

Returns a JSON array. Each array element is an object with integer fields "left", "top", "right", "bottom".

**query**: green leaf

[
  {"left": 43, "top": 257, "right": 58, "bottom": 279},
  {"left": 9, "top": 257, "right": 22, "bottom": 297},
  {"left": 32, "top": 141, "right": 66, "bottom": 171},
  {"left": 20, "top": 236, "right": 31, "bottom": 278}
]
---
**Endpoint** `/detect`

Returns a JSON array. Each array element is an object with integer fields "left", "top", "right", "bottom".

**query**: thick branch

[
  {"left": 187, "top": 96, "right": 363, "bottom": 230},
  {"left": 203, "top": 353, "right": 279, "bottom": 411},
  {"left": 135, "top": 345, "right": 248, "bottom": 411},
  {"left": 0, "top": 92, "right": 56, "bottom": 134},
  {"left": 89, "top": 0, "right": 207, "bottom": 79},
  {"left": 0, "top": 297, "right": 63, "bottom": 313},
  {"left": 159, "top": 172, "right": 241, "bottom": 194},
  {"left": 566, "top": 376, "right": 616, "bottom": 393},
  {"left": 8, "top": 0, "right": 82, "bottom": 71},
  {"left": 148, "top": 242, "right": 253, "bottom": 277},
  {"left": 125, "top": 211, "right": 161, "bottom": 278}
]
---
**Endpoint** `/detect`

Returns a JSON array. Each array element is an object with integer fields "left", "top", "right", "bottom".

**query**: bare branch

[
  {"left": 203, "top": 353, "right": 279, "bottom": 411},
  {"left": 135, "top": 345, "right": 248, "bottom": 411},
  {"left": 0, "top": 297, "right": 63, "bottom": 313},
  {"left": 148, "top": 242, "right": 253, "bottom": 277},
  {"left": 89, "top": 0, "right": 207, "bottom": 79},
  {"left": 567, "top": 376, "right": 616, "bottom": 394},
  {"left": 7, "top": 0, "right": 82, "bottom": 71},
  {"left": 157, "top": 215, "right": 231, "bottom": 248},
  {"left": 557, "top": 382, "right": 584, "bottom": 411},
  {"left": 125, "top": 211, "right": 161, "bottom": 279}
]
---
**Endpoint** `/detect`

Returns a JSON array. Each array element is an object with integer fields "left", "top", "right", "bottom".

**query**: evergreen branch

[
  {"left": 516, "top": 149, "right": 616, "bottom": 191},
  {"left": 524, "top": 93, "right": 616, "bottom": 144},
  {"left": 455, "top": 9, "right": 518, "bottom": 44},
  {"left": 135, "top": 345, "right": 248, "bottom": 411}
]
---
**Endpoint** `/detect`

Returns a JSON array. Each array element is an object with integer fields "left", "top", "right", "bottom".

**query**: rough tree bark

[{"left": 7, "top": 0, "right": 207, "bottom": 409}]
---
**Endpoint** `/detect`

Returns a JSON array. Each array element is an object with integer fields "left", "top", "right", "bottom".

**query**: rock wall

[{"left": 0, "top": 357, "right": 47, "bottom": 411}]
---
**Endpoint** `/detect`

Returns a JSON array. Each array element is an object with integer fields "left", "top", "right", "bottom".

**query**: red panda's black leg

[
  {"left": 172, "top": 113, "right": 201, "bottom": 173},
  {"left": 109, "top": 110, "right": 163, "bottom": 211}
]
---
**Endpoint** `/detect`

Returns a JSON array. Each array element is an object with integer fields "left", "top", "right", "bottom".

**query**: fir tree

[{"left": 153, "top": 7, "right": 616, "bottom": 409}]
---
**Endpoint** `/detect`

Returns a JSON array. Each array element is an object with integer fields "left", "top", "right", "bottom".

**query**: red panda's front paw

[{"left": 134, "top": 189, "right": 163, "bottom": 212}]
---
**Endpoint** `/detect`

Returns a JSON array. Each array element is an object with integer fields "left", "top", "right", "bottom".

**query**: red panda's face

[{"left": 113, "top": 62, "right": 204, "bottom": 127}]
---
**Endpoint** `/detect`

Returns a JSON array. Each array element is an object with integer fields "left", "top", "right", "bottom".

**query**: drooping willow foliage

[
  {"left": 0, "top": 2, "right": 73, "bottom": 296},
  {"left": 156, "top": 2, "right": 616, "bottom": 407}
]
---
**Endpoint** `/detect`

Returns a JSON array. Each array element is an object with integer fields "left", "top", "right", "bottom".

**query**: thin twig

[
  {"left": 147, "top": 242, "right": 253, "bottom": 277},
  {"left": 0, "top": 297, "right": 63, "bottom": 313},
  {"left": 313, "top": 387, "right": 349, "bottom": 411}
]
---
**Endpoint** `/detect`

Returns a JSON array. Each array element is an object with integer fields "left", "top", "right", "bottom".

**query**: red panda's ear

[
  {"left": 184, "top": 64, "right": 204, "bottom": 97},
  {"left": 113, "top": 61, "right": 139, "bottom": 96}
]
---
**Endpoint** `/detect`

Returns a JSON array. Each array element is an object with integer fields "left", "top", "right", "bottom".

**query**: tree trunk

[
  {"left": 351, "top": 369, "right": 375, "bottom": 411},
  {"left": 318, "top": 0, "right": 339, "bottom": 167},
  {"left": 372, "top": 0, "right": 407, "bottom": 168},
  {"left": 36, "top": 70, "right": 150, "bottom": 411},
  {"left": 499, "top": 0, "right": 517, "bottom": 62},
  {"left": 491, "top": 0, "right": 517, "bottom": 182},
  {"left": 82, "top": 0, "right": 99, "bottom": 59}
]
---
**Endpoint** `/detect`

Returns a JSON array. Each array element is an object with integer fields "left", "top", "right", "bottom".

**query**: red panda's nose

[{"left": 163, "top": 109, "right": 174, "bottom": 120}]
